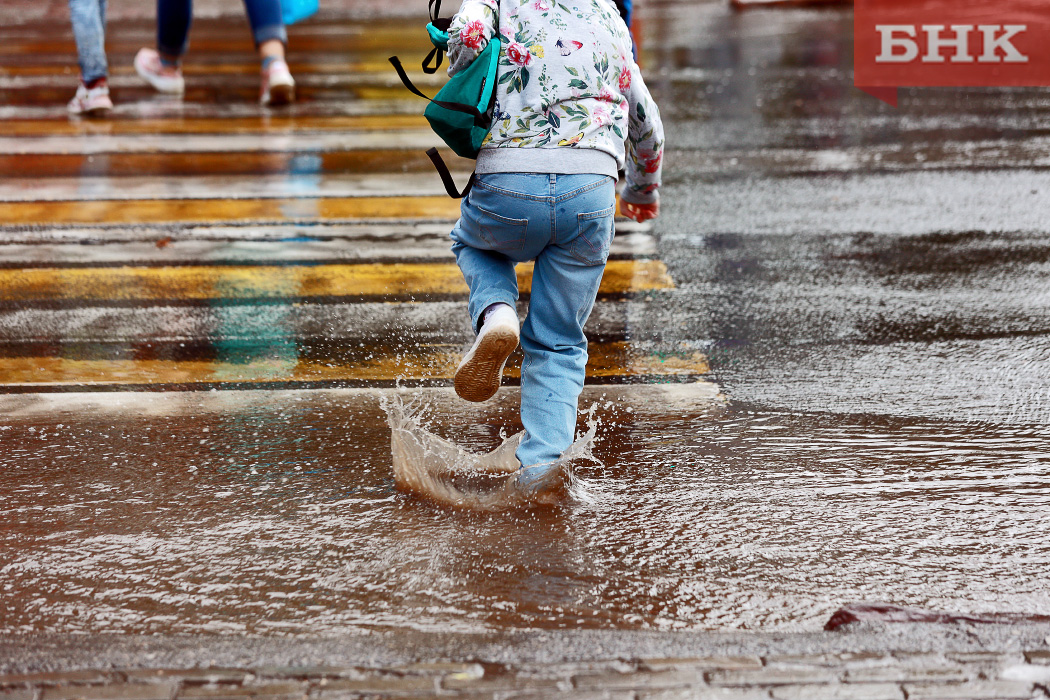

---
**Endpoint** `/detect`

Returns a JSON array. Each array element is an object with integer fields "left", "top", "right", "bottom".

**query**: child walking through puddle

[{"left": 446, "top": 0, "right": 664, "bottom": 494}]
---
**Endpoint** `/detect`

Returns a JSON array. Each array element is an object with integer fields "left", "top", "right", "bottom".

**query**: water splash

[{"left": 382, "top": 393, "right": 600, "bottom": 510}]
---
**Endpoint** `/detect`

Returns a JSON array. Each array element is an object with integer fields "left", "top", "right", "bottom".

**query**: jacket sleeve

[
  {"left": 621, "top": 61, "right": 664, "bottom": 206},
  {"left": 447, "top": 0, "right": 499, "bottom": 76}
]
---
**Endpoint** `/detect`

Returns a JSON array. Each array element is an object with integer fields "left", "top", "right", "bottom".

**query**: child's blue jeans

[
  {"left": 68, "top": 0, "right": 108, "bottom": 83},
  {"left": 450, "top": 172, "right": 616, "bottom": 472}
]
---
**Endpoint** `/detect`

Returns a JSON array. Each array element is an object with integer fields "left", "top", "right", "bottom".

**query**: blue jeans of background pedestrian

[
  {"left": 157, "top": 0, "right": 287, "bottom": 57},
  {"left": 450, "top": 172, "right": 616, "bottom": 472},
  {"left": 68, "top": 0, "right": 108, "bottom": 83}
]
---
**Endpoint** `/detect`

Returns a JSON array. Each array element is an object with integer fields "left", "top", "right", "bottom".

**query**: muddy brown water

[
  {"left": 2, "top": 386, "right": 1049, "bottom": 635},
  {"left": 3, "top": 0, "right": 1050, "bottom": 639}
]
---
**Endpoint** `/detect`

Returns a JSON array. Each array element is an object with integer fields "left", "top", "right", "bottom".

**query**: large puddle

[
  {"left": 2, "top": 387, "right": 1049, "bottom": 635},
  {"left": 3, "top": 0, "right": 1050, "bottom": 639}
]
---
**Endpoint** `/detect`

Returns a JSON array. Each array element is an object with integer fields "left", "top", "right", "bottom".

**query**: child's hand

[{"left": 621, "top": 199, "right": 660, "bottom": 223}]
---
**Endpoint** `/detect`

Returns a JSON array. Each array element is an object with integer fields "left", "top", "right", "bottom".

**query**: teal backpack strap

[
  {"left": 427, "top": 22, "right": 450, "bottom": 49},
  {"left": 476, "top": 36, "right": 500, "bottom": 114}
]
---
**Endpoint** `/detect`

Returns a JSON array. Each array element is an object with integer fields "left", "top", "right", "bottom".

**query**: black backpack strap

[
  {"left": 426, "top": 147, "right": 475, "bottom": 199},
  {"left": 422, "top": 46, "right": 443, "bottom": 74},
  {"left": 388, "top": 57, "right": 485, "bottom": 119},
  {"left": 421, "top": 0, "right": 451, "bottom": 74},
  {"left": 389, "top": 56, "right": 433, "bottom": 101}
]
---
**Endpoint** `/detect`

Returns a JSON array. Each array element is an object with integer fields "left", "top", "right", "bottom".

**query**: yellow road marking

[
  {"left": 0, "top": 260, "right": 674, "bottom": 302},
  {"left": 587, "top": 342, "right": 711, "bottom": 377},
  {"left": 0, "top": 196, "right": 637, "bottom": 225},
  {"left": 354, "top": 86, "right": 428, "bottom": 100},
  {"left": 0, "top": 342, "right": 706, "bottom": 387},
  {"left": 0, "top": 115, "right": 429, "bottom": 137},
  {"left": 0, "top": 197, "right": 461, "bottom": 225}
]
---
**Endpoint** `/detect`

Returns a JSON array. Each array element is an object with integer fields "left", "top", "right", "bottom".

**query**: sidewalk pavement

[{"left": 4, "top": 624, "right": 1050, "bottom": 699}]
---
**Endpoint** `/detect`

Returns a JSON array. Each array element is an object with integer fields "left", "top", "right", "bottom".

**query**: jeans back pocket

[
  {"left": 477, "top": 206, "right": 528, "bottom": 252},
  {"left": 570, "top": 206, "right": 616, "bottom": 265}
]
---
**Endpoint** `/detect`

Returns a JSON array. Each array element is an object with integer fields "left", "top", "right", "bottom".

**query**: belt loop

[{"left": 549, "top": 173, "right": 556, "bottom": 197}]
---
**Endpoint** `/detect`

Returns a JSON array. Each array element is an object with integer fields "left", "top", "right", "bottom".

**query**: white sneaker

[
  {"left": 454, "top": 304, "right": 519, "bottom": 402},
  {"left": 260, "top": 59, "right": 295, "bottom": 106},
  {"left": 134, "top": 48, "right": 185, "bottom": 94},
  {"left": 67, "top": 81, "right": 113, "bottom": 115}
]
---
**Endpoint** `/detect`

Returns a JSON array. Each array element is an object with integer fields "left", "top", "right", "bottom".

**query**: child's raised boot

[{"left": 454, "top": 303, "right": 519, "bottom": 402}]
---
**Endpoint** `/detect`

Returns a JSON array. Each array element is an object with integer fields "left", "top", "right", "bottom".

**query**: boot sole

[{"left": 454, "top": 328, "right": 518, "bottom": 403}]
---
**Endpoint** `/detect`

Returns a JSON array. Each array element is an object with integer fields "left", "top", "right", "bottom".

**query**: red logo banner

[{"left": 854, "top": 0, "right": 1050, "bottom": 106}]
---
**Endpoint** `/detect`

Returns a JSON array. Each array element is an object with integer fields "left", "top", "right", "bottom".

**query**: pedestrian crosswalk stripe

[
  {"left": 0, "top": 150, "right": 460, "bottom": 180},
  {"left": 0, "top": 220, "right": 654, "bottom": 248},
  {"left": 0, "top": 196, "right": 643, "bottom": 225},
  {"left": 0, "top": 13, "right": 711, "bottom": 398},
  {"left": 0, "top": 300, "right": 650, "bottom": 344},
  {"left": 0, "top": 196, "right": 461, "bottom": 225},
  {"left": 0, "top": 24, "right": 436, "bottom": 57},
  {"left": 0, "top": 173, "right": 466, "bottom": 203},
  {"left": 0, "top": 340, "right": 707, "bottom": 391},
  {"left": 0, "top": 60, "right": 420, "bottom": 79},
  {"left": 0, "top": 260, "right": 674, "bottom": 305},
  {"left": 0, "top": 70, "right": 447, "bottom": 89},
  {"left": 0, "top": 115, "right": 429, "bottom": 137},
  {"left": 0, "top": 131, "right": 440, "bottom": 155},
  {"left": 0, "top": 100, "right": 423, "bottom": 121}
]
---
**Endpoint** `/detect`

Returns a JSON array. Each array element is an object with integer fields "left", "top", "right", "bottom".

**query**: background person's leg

[
  {"left": 157, "top": 0, "right": 191, "bottom": 59},
  {"left": 244, "top": 0, "right": 293, "bottom": 104},
  {"left": 67, "top": 0, "right": 112, "bottom": 113},
  {"left": 68, "top": 0, "right": 108, "bottom": 83},
  {"left": 243, "top": 0, "right": 288, "bottom": 48},
  {"left": 133, "top": 0, "right": 186, "bottom": 93}
]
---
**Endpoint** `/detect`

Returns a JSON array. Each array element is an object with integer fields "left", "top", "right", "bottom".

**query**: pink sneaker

[
  {"left": 67, "top": 80, "right": 113, "bottom": 115},
  {"left": 260, "top": 59, "right": 295, "bottom": 106},
  {"left": 134, "top": 47, "right": 185, "bottom": 94}
]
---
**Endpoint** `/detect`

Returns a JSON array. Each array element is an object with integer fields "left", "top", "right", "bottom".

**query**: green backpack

[{"left": 389, "top": 0, "right": 500, "bottom": 197}]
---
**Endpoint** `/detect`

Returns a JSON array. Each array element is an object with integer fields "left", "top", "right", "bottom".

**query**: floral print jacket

[{"left": 447, "top": 0, "right": 664, "bottom": 204}]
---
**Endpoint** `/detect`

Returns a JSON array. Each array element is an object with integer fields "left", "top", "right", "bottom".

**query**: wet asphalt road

[
  {"left": 2, "top": 0, "right": 1050, "bottom": 669},
  {"left": 643, "top": 3, "right": 1050, "bottom": 425}
]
